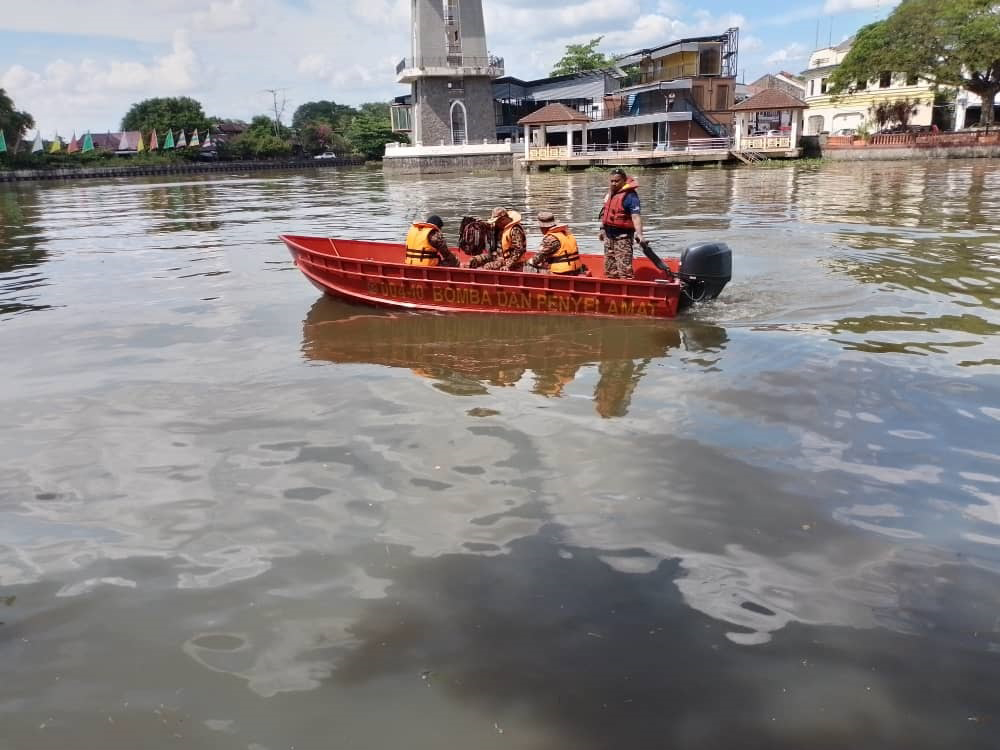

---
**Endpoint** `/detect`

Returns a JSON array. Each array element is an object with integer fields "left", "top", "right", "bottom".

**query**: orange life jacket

[
  {"left": 405, "top": 223, "right": 441, "bottom": 266},
  {"left": 543, "top": 226, "right": 582, "bottom": 274},
  {"left": 602, "top": 179, "right": 639, "bottom": 230},
  {"left": 500, "top": 217, "right": 523, "bottom": 251}
]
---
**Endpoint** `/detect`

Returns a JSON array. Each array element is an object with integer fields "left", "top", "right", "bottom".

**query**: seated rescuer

[
  {"left": 404, "top": 214, "right": 460, "bottom": 267},
  {"left": 529, "top": 211, "right": 585, "bottom": 275},
  {"left": 468, "top": 207, "right": 526, "bottom": 271}
]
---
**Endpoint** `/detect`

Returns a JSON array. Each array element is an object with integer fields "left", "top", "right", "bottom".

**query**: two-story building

[
  {"left": 800, "top": 39, "right": 934, "bottom": 135},
  {"left": 608, "top": 27, "right": 740, "bottom": 147}
]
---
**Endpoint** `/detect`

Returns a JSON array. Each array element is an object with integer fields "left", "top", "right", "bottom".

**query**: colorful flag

[
  {"left": 189, "top": 129, "right": 200, "bottom": 147},
  {"left": 137, "top": 131, "right": 146, "bottom": 152},
  {"left": 202, "top": 131, "right": 213, "bottom": 148},
  {"left": 149, "top": 130, "right": 159, "bottom": 151},
  {"left": 176, "top": 129, "right": 187, "bottom": 148},
  {"left": 118, "top": 131, "right": 130, "bottom": 150},
  {"left": 0, "top": 130, "right": 7, "bottom": 153},
  {"left": 82, "top": 131, "right": 94, "bottom": 152},
  {"left": 31, "top": 131, "right": 44, "bottom": 153},
  {"left": 49, "top": 134, "right": 63, "bottom": 153},
  {"left": 164, "top": 129, "right": 175, "bottom": 149},
  {"left": 67, "top": 132, "right": 79, "bottom": 153}
]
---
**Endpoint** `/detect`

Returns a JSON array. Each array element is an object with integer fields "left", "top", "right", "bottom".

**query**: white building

[{"left": 800, "top": 39, "right": 935, "bottom": 135}]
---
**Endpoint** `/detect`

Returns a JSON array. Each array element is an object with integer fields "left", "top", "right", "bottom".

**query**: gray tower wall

[
  {"left": 407, "top": 0, "right": 496, "bottom": 145},
  {"left": 413, "top": 78, "right": 495, "bottom": 145},
  {"left": 413, "top": 0, "right": 446, "bottom": 60},
  {"left": 457, "top": 1, "right": 487, "bottom": 58}
]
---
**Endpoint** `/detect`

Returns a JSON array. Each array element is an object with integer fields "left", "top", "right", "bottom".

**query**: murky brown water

[{"left": 2, "top": 161, "right": 1000, "bottom": 749}]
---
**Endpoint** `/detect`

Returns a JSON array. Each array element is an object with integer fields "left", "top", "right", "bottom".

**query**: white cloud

[
  {"left": 601, "top": 14, "right": 687, "bottom": 51},
  {"left": 764, "top": 42, "right": 808, "bottom": 65},
  {"left": 350, "top": 0, "right": 409, "bottom": 26},
  {"left": 1, "top": 30, "right": 203, "bottom": 134},
  {"left": 742, "top": 35, "right": 764, "bottom": 53},
  {"left": 194, "top": 0, "right": 256, "bottom": 32},
  {"left": 824, "top": 0, "right": 899, "bottom": 11},
  {"left": 685, "top": 9, "right": 746, "bottom": 35}
]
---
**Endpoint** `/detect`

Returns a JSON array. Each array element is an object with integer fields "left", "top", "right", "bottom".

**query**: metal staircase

[
  {"left": 691, "top": 107, "right": 725, "bottom": 138},
  {"left": 730, "top": 149, "right": 768, "bottom": 165}
]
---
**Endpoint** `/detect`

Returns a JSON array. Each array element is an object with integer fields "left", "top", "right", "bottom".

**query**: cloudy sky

[{"left": 0, "top": 0, "right": 897, "bottom": 137}]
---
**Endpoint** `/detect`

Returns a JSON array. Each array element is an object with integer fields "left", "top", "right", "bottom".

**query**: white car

[{"left": 313, "top": 152, "right": 338, "bottom": 159}]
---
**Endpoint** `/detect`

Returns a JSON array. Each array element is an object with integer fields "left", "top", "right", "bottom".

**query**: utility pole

[{"left": 263, "top": 88, "right": 289, "bottom": 136}]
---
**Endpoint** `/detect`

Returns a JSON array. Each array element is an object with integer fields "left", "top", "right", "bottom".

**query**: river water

[{"left": 1, "top": 161, "right": 999, "bottom": 749}]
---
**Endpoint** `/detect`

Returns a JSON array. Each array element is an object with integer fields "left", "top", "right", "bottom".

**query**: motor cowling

[{"left": 678, "top": 242, "right": 732, "bottom": 305}]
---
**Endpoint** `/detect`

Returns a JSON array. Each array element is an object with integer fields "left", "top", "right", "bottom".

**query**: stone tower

[{"left": 396, "top": 0, "right": 504, "bottom": 146}]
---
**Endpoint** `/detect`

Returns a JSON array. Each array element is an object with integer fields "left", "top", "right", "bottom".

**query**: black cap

[
  {"left": 610, "top": 168, "right": 626, "bottom": 178},
  {"left": 426, "top": 214, "right": 444, "bottom": 228}
]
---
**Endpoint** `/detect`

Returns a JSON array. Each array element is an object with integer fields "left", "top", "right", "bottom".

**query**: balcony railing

[
  {"left": 634, "top": 64, "right": 700, "bottom": 84},
  {"left": 741, "top": 135, "right": 792, "bottom": 150},
  {"left": 526, "top": 138, "right": 733, "bottom": 160},
  {"left": 396, "top": 56, "right": 505, "bottom": 76}
]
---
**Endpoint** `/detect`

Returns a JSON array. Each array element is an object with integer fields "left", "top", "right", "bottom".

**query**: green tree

[
  {"left": 344, "top": 114, "right": 406, "bottom": 160},
  {"left": 0, "top": 88, "right": 35, "bottom": 146},
  {"left": 291, "top": 100, "right": 356, "bottom": 131},
  {"left": 357, "top": 101, "right": 390, "bottom": 120},
  {"left": 120, "top": 96, "right": 211, "bottom": 135},
  {"left": 247, "top": 114, "right": 291, "bottom": 140},
  {"left": 550, "top": 36, "right": 616, "bottom": 77},
  {"left": 829, "top": 0, "right": 1000, "bottom": 126},
  {"left": 220, "top": 114, "right": 293, "bottom": 159},
  {"left": 300, "top": 120, "right": 350, "bottom": 155}
]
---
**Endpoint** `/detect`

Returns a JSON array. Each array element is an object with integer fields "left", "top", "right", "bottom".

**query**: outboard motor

[{"left": 678, "top": 242, "right": 732, "bottom": 307}]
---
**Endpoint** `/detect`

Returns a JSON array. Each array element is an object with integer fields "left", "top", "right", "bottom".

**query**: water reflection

[
  {"left": 146, "top": 182, "right": 222, "bottom": 233},
  {"left": 0, "top": 186, "right": 50, "bottom": 316},
  {"left": 332, "top": 531, "right": 1000, "bottom": 750},
  {"left": 300, "top": 296, "right": 728, "bottom": 417}
]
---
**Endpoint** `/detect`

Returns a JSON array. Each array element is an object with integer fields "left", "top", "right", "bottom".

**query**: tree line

[{"left": 1, "top": 93, "right": 407, "bottom": 166}]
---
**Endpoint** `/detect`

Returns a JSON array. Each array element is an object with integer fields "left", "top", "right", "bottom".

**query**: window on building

[
  {"left": 856, "top": 79, "right": 867, "bottom": 90},
  {"left": 820, "top": 78, "right": 828, "bottom": 94},
  {"left": 878, "top": 72, "right": 892, "bottom": 88},
  {"left": 450, "top": 100, "right": 467, "bottom": 145},
  {"left": 808, "top": 114, "right": 825, "bottom": 134},
  {"left": 810, "top": 79, "right": 815, "bottom": 96},
  {"left": 813, "top": 57, "right": 828, "bottom": 66},
  {"left": 699, "top": 47, "right": 721, "bottom": 76},
  {"left": 906, "top": 73, "right": 919, "bottom": 86},
  {"left": 391, "top": 105, "right": 412, "bottom": 132}
]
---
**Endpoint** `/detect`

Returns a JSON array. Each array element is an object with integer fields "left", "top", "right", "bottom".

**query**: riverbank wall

[
  {"left": 816, "top": 131, "right": 1000, "bottom": 161},
  {"left": 0, "top": 157, "right": 365, "bottom": 183},
  {"left": 382, "top": 142, "right": 518, "bottom": 175}
]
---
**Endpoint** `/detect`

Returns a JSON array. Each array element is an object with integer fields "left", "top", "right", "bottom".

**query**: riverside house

[{"left": 800, "top": 38, "right": 935, "bottom": 135}]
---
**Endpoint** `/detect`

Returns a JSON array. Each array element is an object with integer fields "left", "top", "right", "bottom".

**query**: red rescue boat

[{"left": 279, "top": 235, "right": 732, "bottom": 319}]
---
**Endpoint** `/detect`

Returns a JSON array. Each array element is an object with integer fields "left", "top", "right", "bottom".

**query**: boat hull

[{"left": 280, "top": 235, "right": 683, "bottom": 319}]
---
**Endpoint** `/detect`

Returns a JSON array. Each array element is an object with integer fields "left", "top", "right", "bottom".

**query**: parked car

[
  {"left": 832, "top": 128, "right": 856, "bottom": 136},
  {"left": 313, "top": 152, "right": 338, "bottom": 159}
]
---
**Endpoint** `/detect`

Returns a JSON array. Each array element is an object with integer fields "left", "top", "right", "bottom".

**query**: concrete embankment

[{"left": 0, "top": 157, "right": 365, "bottom": 183}]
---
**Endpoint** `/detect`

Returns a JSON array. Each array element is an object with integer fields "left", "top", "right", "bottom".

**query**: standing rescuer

[
  {"left": 598, "top": 168, "right": 643, "bottom": 279},
  {"left": 529, "top": 211, "right": 586, "bottom": 275},
  {"left": 404, "top": 214, "right": 461, "bottom": 267}
]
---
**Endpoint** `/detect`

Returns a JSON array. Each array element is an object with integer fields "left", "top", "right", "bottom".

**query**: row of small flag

[{"left": 0, "top": 129, "right": 214, "bottom": 154}]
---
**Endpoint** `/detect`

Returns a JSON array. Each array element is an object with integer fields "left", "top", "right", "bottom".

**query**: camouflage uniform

[
  {"left": 428, "top": 228, "right": 461, "bottom": 267},
  {"left": 468, "top": 223, "right": 526, "bottom": 271},
  {"left": 602, "top": 233, "right": 634, "bottom": 280}
]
